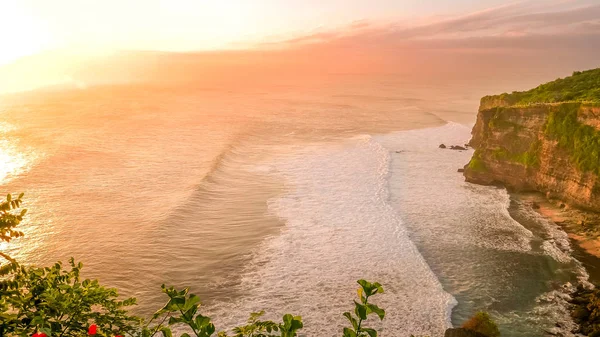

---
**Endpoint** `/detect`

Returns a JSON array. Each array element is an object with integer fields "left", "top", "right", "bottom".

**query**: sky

[
  {"left": 0, "top": 0, "right": 599, "bottom": 93},
  {"left": 1, "top": 0, "right": 599, "bottom": 65}
]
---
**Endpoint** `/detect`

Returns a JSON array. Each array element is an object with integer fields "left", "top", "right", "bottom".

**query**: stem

[
  {"left": 149, "top": 313, "right": 171, "bottom": 337},
  {"left": 178, "top": 308, "right": 200, "bottom": 337},
  {"left": 58, "top": 292, "right": 85, "bottom": 337},
  {"left": 0, "top": 251, "right": 15, "bottom": 263},
  {"left": 356, "top": 294, "right": 370, "bottom": 335}
]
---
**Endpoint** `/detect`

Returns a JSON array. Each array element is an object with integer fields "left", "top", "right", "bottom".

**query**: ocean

[{"left": 0, "top": 75, "right": 589, "bottom": 336}]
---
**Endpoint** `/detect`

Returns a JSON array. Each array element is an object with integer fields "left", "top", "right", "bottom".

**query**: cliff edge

[{"left": 463, "top": 68, "right": 600, "bottom": 210}]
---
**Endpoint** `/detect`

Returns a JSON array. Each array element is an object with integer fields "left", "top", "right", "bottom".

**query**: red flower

[
  {"left": 115, "top": 335, "right": 123, "bottom": 337},
  {"left": 32, "top": 333, "right": 47, "bottom": 337},
  {"left": 88, "top": 324, "right": 98, "bottom": 335}
]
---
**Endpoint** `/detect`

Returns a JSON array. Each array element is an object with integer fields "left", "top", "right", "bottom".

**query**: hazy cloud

[{"left": 266, "top": 2, "right": 600, "bottom": 53}]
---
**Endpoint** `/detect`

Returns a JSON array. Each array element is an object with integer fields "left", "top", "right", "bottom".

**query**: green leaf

[
  {"left": 366, "top": 304, "right": 385, "bottom": 320},
  {"left": 168, "top": 316, "right": 183, "bottom": 325},
  {"left": 343, "top": 327, "right": 357, "bottom": 337},
  {"left": 354, "top": 301, "right": 367, "bottom": 320},
  {"left": 184, "top": 294, "right": 201, "bottom": 310},
  {"left": 160, "top": 327, "right": 173, "bottom": 337},
  {"left": 204, "top": 323, "right": 216, "bottom": 336},
  {"left": 195, "top": 314, "right": 211, "bottom": 328},
  {"left": 357, "top": 280, "right": 372, "bottom": 295},
  {"left": 343, "top": 312, "right": 358, "bottom": 330},
  {"left": 362, "top": 328, "right": 377, "bottom": 337},
  {"left": 372, "top": 282, "right": 384, "bottom": 295}
]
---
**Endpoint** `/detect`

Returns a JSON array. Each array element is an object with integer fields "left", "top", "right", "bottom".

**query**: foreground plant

[
  {"left": 342, "top": 280, "right": 385, "bottom": 337},
  {"left": 0, "top": 258, "right": 140, "bottom": 337},
  {"left": 0, "top": 193, "right": 384, "bottom": 337},
  {"left": 143, "top": 285, "right": 303, "bottom": 337},
  {"left": 0, "top": 193, "right": 26, "bottom": 272}
]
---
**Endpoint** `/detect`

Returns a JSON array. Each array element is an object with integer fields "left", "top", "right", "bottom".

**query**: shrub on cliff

[
  {"left": 484, "top": 68, "right": 600, "bottom": 105},
  {"left": 545, "top": 103, "right": 600, "bottom": 175},
  {"left": 461, "top": 312, "right": 500, "bottom": 337}
]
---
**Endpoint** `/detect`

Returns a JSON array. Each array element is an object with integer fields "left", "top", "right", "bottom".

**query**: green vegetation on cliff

[
  {"left": 462, "top": 312, "right": 500, "bottom": 337},
  {"left": 468, "top": 151, "right": 487, "bottom": 172},
  {"left": 545, "top": 103, "right": 600, "bottom": 174},
  {"left": 491, "top": 147, "right": 539, "bottom": 168},
  {"left": 483, "top": 68, "right": 600, "bottom": 106},
  {"left": 485, "top": 108, "right": 541, "bottom": 168}
]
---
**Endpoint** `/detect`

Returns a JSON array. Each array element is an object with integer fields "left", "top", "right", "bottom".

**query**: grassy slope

[{"left": 483, "top": 68, "right": 600, "bottom": 106}]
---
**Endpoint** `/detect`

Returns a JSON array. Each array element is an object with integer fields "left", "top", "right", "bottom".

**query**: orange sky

[
  {"left": 2, "top": 0, "right": 599, "bottom": 65},
  {"left": 0, "top": 0, "right": 599, "bottom": 93}
]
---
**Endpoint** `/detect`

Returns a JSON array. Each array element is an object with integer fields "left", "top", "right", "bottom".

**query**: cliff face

[{"left": 464, "top": 101, "right": 600, "bottom": 210}]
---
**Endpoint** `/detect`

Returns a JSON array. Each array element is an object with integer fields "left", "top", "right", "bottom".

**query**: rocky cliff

[{"left": 463, "top": 68, "right": 600, "bottom": 210}]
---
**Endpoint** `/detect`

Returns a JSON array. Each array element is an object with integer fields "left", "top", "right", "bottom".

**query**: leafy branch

[{"left": 342, "top": 280, "right": 385, "bottom": 337}]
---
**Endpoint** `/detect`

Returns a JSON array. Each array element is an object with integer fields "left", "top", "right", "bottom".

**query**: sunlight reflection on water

[{"left": 0, "top": 140, "right": 28, "bottom": 184}]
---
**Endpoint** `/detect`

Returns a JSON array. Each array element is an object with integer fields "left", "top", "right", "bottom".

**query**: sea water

[{"left": 0, "top": 76, "right": 588, "bottom": 336}]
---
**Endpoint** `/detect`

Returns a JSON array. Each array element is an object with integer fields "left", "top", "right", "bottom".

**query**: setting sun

[{"left": 0, "top": 2, "right": 52, "bottom": 65}]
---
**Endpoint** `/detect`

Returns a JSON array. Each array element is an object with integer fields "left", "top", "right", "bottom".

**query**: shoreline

[{"left": 515, "top": 192, "right": 600, "bottom": 282}]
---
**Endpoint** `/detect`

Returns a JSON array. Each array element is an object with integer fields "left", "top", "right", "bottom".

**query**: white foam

[
  {"left": 531, "top": 284, "right": 579, "bottom": 337},
  {"left": 207, "top": 134, "right": 456, "bottom": 336},
  {"left": 510, "top": 199, "right": 592, "bottom": 336},
  {"left": 374, "top": 122, "right": 533, "bottom": 253},
  {"left": 374, "top": 122, "right": 588, "bottom": 336},
  {"left": 512, "top": 199, "right": 592, "bottom": 288},
  {"left": 205, "top": 122, "right": 589, "bottom": 337}
]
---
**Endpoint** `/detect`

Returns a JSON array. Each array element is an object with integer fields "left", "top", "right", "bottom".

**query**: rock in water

[
  {"left": 439, "top": 143, "right": 447, "bottom": 149},
  {"left": 444, "top": 328, "right": 490, "bottom": 337},
  {"left": 450, "top": 145, "right": 467, "bottom": 150}
]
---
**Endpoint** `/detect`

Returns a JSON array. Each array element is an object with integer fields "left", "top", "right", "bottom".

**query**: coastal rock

[
  {"left": 463, "top": 69, "right": 600, "bottom": 210},
  {"left": 458, "top": 168, "right": 465, "bottom": 173},
  {"left": 439, "top": 144, "right": 447, "bottom": 149},
  {"left": 444, "top": 328, "right": 489, "bottom": 337},
  {"left": 450, "top": 145, "right": 467, "bottom": 150}
]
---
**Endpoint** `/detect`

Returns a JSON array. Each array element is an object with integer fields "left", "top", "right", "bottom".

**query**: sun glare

[
  {"left": 0, "top": 142, "right": 26, "bottom": 184},
  {"left": 0, "top": 3, "right": 51, "bottom": 65}
]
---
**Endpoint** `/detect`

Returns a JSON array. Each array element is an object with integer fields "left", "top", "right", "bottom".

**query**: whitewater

[{"left": 201, "top": 123, "right": 589, "bottom": 336}]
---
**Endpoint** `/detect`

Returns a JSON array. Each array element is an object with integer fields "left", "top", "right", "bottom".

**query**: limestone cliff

[{"left": 463, "top": 68, "right": 600, "bottom": 210}]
